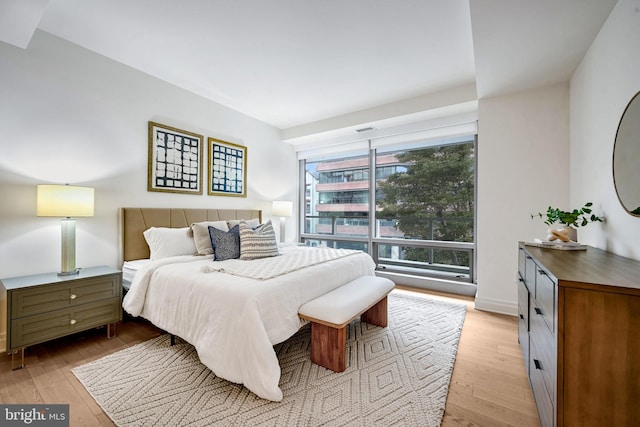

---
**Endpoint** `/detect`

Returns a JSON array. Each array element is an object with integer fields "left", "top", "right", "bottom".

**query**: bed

[{"left": 120, "top": 207, "right": 376, "bottom": 401}]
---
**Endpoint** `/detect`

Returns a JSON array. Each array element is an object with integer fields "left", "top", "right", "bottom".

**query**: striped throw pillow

[{"left": 239, "top": 220, "right": 279, "bottom": 260}]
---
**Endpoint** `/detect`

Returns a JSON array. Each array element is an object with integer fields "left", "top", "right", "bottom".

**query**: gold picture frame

[
  {"left": 148, "top": 121, "right": 203, "bottom": 194},
  {"left": 208, "top": 138, "right": 247, "bottom": 197}
]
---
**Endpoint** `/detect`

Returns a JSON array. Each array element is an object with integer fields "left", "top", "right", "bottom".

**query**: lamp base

[
  {"left": 60, "top": 218, "right": 78, "bottom": 275},
  {"left": 58, "top": 269, "right": 80, "bottom": 277},
  {"left": 280, "top": 217, "right": 286, "bottom": 243}
]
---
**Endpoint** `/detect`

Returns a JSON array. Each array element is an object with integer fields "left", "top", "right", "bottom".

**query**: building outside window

[{"left": 301, "top": 134, "right": 476, "bottom": 289}]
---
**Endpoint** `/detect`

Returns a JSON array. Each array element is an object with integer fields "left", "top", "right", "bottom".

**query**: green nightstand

[{"left": 1, "top": 266, "right": 122, "bottom": 369}]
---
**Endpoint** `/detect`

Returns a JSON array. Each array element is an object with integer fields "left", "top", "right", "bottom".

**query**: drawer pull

[
  {"left": 533, "top": 359, "right": 542, "bottom": 370},
  {"left": 70, "top": 319, "right": 77, "bottom": 325},
  {"left": 518, "top": 277, "right": 524, "bottom": 283},
  {"left": 534, "top": 307, "right": 543, "bottom": 315},
  {"left": 519, "top": 314, "right": 524, "bottom": 320},
  {"left": 70, "top": 294, "right": 77, "bottom": 300},
  {"left": 538, "top": 269, "right": 547, "bottom": 276}
]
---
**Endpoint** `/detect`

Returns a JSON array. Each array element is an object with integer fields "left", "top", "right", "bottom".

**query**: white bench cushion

[{"left": 299, "top": 276, "right": 395, "bottom": 326}]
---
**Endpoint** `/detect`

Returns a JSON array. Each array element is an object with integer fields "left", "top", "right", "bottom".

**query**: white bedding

[
  {"left": 122, "top": 245, "right": 375, "bottom": 401},
  {"left": 202, "top": 247, "right": 362, "bottom": 280},
  {"left": 122, "top": 259, "right": 151, "bottom": 287}
]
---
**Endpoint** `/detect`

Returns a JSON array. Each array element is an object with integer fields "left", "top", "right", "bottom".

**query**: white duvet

[{"left": 122, "top": 245, "right": 375, "bottom": 401}]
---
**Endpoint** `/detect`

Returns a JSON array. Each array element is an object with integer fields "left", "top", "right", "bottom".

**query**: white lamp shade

[
  {"left": 272, "top": 200, "right": 293, "bottom": 217},
  {"left": 37, "top": 185, "right": 94, "bottom": 217}
]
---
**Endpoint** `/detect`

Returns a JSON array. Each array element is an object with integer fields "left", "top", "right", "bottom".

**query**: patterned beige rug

[{"left": 72, "top": 292, "right": 466, "bottom": 426}]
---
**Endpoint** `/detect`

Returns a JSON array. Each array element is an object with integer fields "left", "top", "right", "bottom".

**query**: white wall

[
  {"left": 475, "top": 0, "right": 640, "bottom": 314},
  {"left": 475, "top": 83, "right": 570, "bottom": 314},
  {"left": 0, "top": 30, "right": 297, "bottom": 278},
  {"left": 570, "top": 0, "right": 640, "bottom": 259}
]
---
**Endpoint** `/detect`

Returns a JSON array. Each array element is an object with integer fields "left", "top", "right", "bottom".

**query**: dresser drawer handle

[
  {"left": 534, "top": 307, "right": 543, "bottom": 315},
  {"left": 70, "top": 294, "right": 77, "bottom": 300},
  {"left": 519, "top": 314, "right": 524, "bottom": 320},
  {"left": 538, "top": 269, "right": 547, "bottom": 276},
  {"left": 70, "top": 319, "right": 77, "bottom": 325},
  {"left": 533, "top": 359, "right": 542, "bottom": 370}
]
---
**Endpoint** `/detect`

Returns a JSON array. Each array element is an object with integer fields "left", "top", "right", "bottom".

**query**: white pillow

[
  {"left": 190, "top": 221, "right": 229, "bottom": 255},
  {"left": 143, "top": 227, "right": 197, "bottom": 260},
  {"left": 228, "top": 218, "right": 260, "bottom": 229}
]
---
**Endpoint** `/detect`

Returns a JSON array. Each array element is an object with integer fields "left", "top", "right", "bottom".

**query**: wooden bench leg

[
  {"left": 310, "top": 322, "right": 346, "bottom": 372},
  {"left": 361, "top": 295, "right": 388, "bottom": 327}
]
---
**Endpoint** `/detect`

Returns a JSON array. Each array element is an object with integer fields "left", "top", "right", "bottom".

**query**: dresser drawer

[
  {"left": 518, "top": 280, "right": 531, "bottom": 377},
  {"left": 518, "top": 246, "right": 527, "bottom": 280},
  {"left": 518, "top": 316, "right": 530, "bottom": 376},
  {"left": 525, "top": 254, "right": 536, "bottom": 291},
  {"left": 518, "top": 279, "right": 529, "bottom": 328},
  {"left": 11, "top": 274, "right": 120, "bottom": 319},
  {"left": 9, "top": 298, "right": 121, "bottom": 349},
  {"left": 530, "top": 319, "right": 556, "bottom": 403},
  {"left": 529, "top": 340, "right": 555, "bottom": 427},
  {"left": 535, "top": 266, "right": 555, "bottom": 333}
]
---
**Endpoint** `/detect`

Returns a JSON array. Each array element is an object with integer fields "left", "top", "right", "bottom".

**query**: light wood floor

[
  {"left": 394, "top": 287, "right": 540, "bottom": 426},
  {"left": 0, "top": 288, "right": 540, "bottom": 426}
]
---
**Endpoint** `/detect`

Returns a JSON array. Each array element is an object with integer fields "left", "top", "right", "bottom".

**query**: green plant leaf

[{"left": 531, "top": 202, "right": 602, "bottom": 227}]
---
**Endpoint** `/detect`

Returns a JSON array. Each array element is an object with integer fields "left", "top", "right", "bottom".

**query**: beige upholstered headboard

[{"left": 120, "top": 208, "right": 262, "bottom": 263}]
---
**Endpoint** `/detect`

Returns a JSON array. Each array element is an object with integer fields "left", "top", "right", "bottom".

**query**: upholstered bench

[{"left": 298, "top": 276, "right": 395, "bottom": 372}]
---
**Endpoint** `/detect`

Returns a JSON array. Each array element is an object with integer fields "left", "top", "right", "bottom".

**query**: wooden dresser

[{"left": 517, "top": 243, "right": 640, "bottom": 427}]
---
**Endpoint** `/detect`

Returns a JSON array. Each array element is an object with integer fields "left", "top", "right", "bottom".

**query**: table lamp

[
  {"left": 272, "top": 200, "right": 293, "bottom": 243},
  {"left": 37, "top": 184, "right": 94, "bottom": 275}
]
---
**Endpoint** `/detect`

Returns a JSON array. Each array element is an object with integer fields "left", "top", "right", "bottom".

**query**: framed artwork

[
  {"left": 208, "top": 138, "right": 247, "bottom": 197},
  {"left": 148, "top": 121, "right": 203, "bottom": 194}
]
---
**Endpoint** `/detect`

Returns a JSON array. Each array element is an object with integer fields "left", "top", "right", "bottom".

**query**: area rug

[{"left": 72, "top": 292, "right": 466, "bottom": 426}]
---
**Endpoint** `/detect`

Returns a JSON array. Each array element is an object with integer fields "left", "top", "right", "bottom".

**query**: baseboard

[
  {"left": 374, "top": 271, "right": 518, "bottom": 316},
  {"left": 375, "top": 271, "right": 477, "bottom": 297},
  {"left": 474, "top": 296, "right": 518, "bottom": 316}
]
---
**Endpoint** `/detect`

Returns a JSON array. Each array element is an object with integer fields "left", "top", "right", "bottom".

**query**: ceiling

[{"left": 0, "top": 0, "right": 617, "bottom": 131}]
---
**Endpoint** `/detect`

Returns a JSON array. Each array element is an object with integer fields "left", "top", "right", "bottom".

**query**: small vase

[
  {"left": 559, "top": 226, "right": 577, "bottom": 242},
  {"left": 548, "top": 226, "right": 578, "bottom": 242}
]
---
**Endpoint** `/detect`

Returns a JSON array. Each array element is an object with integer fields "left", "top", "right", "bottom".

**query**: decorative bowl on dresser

[
  {"left": 1, "top": 266, "right": 122, "bottom": 369},
  {"left": 517, "top": 242, "right": 640, "bottom": 427}
]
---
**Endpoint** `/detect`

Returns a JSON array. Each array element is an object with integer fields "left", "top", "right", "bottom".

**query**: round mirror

[{"left": 613, "top": 90, "right": 640, "bottom": 217}]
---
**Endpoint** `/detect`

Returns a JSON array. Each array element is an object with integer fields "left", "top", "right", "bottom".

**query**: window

[
  {"left": 304, "top": 154, "right": 370, "bottom": 240},
  {"left": 301, "top": 134, "right": 476, "bottom": 285}
]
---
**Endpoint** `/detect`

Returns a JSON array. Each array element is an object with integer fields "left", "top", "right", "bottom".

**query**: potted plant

[{"left": 531, "top": 202, "right": 603, "bottom": 242}]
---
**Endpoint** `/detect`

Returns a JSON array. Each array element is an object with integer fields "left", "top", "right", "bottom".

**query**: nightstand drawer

[
  {"left": 10, "top": 274, "right": 120, "bottom": 319},
  {"left": 10, "top": 298, "right": 121, "bottom": 349}
]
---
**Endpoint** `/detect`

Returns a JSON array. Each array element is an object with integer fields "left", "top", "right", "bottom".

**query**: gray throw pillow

[{"left": 208, "top": 225, "right": 240, "bottom": 261}]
